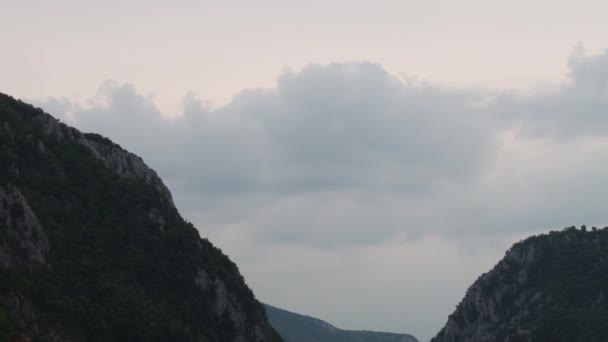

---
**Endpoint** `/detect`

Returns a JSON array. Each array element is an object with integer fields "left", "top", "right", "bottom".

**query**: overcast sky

[{"left": 3, "top": 1, "right": 608, "bottom": 340}]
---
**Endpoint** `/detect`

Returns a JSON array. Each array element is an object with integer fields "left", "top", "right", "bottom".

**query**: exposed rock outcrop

[
  {"left": 0, "top": 184, "right": 49, "bottom": 268},
  {"left": 30, "top": 114, "right": 175, "bottom": 208},
  {"left": 195, "top": 268, "right": 277, "bottom": 342}
]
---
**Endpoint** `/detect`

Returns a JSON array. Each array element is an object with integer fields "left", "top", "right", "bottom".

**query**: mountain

[
  {"left": 264, "top": 303, "right": 418, "bottom": 342},
  {"left": 433, "top": 226, "right": 608, "bottom": 342},
  {"left": 0, "top": 93, "right": 282, "bottom": 342}
]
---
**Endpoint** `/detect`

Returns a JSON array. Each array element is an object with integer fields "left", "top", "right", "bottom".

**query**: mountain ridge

[{"left": 264, "top": 303, "right": 418, "bottom": 342}]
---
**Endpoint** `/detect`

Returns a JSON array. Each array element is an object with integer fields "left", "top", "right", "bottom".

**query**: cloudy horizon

[{"left": 3, "top": 2, "right": 608, "bottom": 340}]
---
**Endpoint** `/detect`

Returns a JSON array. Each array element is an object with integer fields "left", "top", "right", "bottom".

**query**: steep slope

[
  {"left": 0, "top": 93, "right": 282, "bottom": 342},
  {"left": 264, "top": 303, "right": 418, "bottom": 342},
  {"left": 433, "top": 226, "right": 608, "bottom": 342}
]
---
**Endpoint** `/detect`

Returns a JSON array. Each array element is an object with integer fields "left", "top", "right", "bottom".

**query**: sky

[{"left": 3, "top": 1, "right": 608, "bottom": 340}]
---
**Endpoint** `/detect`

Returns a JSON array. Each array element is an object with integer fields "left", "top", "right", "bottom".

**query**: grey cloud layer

[
  {"left": 498, "top": 46, "right": 608, "bottom": 139},
  {"left": 37, "top": 48, "right": 608, "bottom": 246},
  {"left": 46, "top": 62, "right": 494, "bottom": 196}
]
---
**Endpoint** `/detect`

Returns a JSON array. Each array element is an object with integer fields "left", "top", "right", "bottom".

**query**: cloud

[
  {"left": 497, "top": 46, "right": 608, "bottom": 139},
  {"left": 251, "top": 63, "right": 495, "bottom": 193},
  {"left": 37, "top": 62, "right": 505, "bottom": 246},
  {"left": 35, "top": 49, "right": 608, "bottom": 247},
  {"left": 33, "top": 46, "right": 608, "bottom": 246}
]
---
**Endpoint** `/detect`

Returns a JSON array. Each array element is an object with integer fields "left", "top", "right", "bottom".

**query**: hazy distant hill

[
  {"left": 433, "top": 226, "right": 608, "bottom": 341},
  {"left": 0, "top": 93, "right": 281, "bottom": 342},
  {"left": 264, "top": 303, "right": 418, "bottom": 342}
]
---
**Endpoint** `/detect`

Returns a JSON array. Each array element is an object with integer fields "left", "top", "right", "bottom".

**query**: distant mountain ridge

[
  {"left": 264, "top": 303, "right": 418, "bottom": 342},
  {"left": 433, "top": 226, "right": 608, "bottom": 341}
]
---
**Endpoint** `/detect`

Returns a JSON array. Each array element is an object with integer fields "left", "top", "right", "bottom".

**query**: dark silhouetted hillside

[
  {"left": 264, "top": 303, "right": 418, "bottom": 342},
  {"left": 0, "top": 93, "right": 281, "bottom": 342}
]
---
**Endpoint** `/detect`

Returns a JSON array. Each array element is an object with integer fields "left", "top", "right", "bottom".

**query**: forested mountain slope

[
  {"left": 433, "top": 226, "right": 608, "bottom": 342},
  {"left": 0, "top": 93, "right": 281, "bottom": 342}
]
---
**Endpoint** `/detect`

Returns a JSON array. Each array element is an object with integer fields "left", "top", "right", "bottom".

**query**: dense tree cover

[
  {"left": 523, "top": 227, "right": 608, "bottom": 341},
  {"left": 0, "top": 94, "right": 281, "bottom": 342}
]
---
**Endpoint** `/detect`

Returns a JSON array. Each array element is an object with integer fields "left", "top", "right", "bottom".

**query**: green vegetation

[
  {"left": 523, "top": 228, "right": 608, "bottom": 341},
  {"left": 0, "top": 93, "right": 280, "bottom": 342},
  {"left": 0, "top": 298, "right": 25, "bottom": 342}
]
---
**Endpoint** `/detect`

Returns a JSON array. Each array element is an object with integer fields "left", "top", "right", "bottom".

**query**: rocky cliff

[
  {"left": 0, "top": 93, "right": 282, "bottom": 342},
  {"left": 433, "top": 226, "right": 608, "bottom": 342}
]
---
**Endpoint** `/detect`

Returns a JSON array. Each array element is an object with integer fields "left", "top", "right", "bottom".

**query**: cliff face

[
  {"left": 264, "top": 304, "right": 419, "bottom": 342},
  {"left": 433, "top": 227, "right": 608, "bottom": 342},
  {"left": 0, "top": 93, "right": 281, "bottom": 342},
  {"left": 0, "top": 184, "right": 49, "bottom": 269}
]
